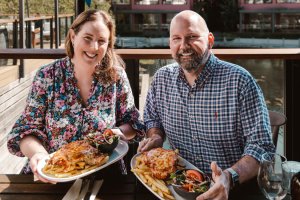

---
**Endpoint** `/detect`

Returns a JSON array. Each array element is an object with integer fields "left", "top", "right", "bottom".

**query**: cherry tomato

[{"left": 186, "top": 169, "right": 204, "bottom": 182}]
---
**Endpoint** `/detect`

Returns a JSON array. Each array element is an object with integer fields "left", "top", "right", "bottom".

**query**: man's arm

[
  {"left": 225, "top": 155, "right": 259, "bottom": 185},
  {"left": 137, "top": 127, "right": 165, "bottom": 152},
  {"left": 197, "top": 155, "right": 259, "bottom": 200}
]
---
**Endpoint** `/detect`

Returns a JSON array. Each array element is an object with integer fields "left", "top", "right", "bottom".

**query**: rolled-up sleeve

[
  {"left": 7, "top": 68, "right": 51, "bottom": 157},
  {"left": 240, "top": 77, "right": 276, "bottom": 162},
  {"left": 143, "top": 73, "right": 165, "bottom": 132}
]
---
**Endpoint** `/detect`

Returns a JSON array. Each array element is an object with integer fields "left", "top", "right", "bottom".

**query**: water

[
  {"left": 140, "top": 58, "right": 284, "bottom": 112},
  {"left": 259, "top": 176, "right": 287, "bottom": 199},
  {"left": 283, "top": 161, "right": 300, "bottom": 194},
  {"left": 116, "top": 37, "right": 300, "bottom": 48},
  {"left": 228, "top": 59, "right": 284, "bottom": 113}
]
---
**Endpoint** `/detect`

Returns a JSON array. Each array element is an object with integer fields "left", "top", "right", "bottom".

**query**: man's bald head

[
  {"left": 170, "top": 10, "right": 209, "bottom": 34},
  {"left": 169, "top": 10, "right": 214, "bottom": 74}
]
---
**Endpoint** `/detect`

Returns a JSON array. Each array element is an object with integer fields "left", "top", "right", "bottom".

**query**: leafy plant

[{"left": 0, "top": 0, "right": 79, "bottom": 16}]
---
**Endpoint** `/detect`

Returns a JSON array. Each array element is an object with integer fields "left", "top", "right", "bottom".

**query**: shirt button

[
  {"left": 194, "top": 156, "right": 201, "bottom": 161},
  {"left": 193, "top": 135, "right": 198, "bottom": 140},
  {"left": 189, "top": 92, "right": 194, "bottom": 97}
]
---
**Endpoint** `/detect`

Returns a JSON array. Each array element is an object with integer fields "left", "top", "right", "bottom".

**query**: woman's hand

[
  {"left": 111, "top": 125, "right": 137, "bottom": 141},
  {"left": 111, "top": 128, "right": 127, "bottom": 140},
  {"left": 29, "top": 152, "right": 56, "bottom": 184},
  {"left": 137, "top": 134, "right": 164, "bottom": 152},
  {"left": 196, "top": 162, "right": 231, "bottom": 200}
]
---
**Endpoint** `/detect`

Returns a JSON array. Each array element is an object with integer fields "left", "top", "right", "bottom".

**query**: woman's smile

[{"left": 84, "top": 52, "right": 98, "bottom": 59}]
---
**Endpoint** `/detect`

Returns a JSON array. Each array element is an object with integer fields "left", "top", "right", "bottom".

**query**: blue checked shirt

[{"left": 144, "top": 54, "right": 275, "bottom": 174}]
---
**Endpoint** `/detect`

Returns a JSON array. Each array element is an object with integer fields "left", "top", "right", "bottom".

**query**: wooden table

[
  {"left": 0, "top": 168, "right": 292, "bottom": 200},
  {"left": 0, "top": 143, "right": 292, "bottom": 200},
  {"left": 0, "top": 163, "right": 158, "bottom": 200}
]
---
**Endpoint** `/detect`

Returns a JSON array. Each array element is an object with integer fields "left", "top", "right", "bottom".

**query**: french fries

[{"left": 131, "top": 154, "right": 175, "bottom": 200}]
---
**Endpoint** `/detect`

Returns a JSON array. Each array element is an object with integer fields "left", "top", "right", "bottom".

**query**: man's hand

[
  {"left": 196, "top": 162, "right": 231, "bottom": 200},
  {"left": 30, "top": 152, "right": 56, "bottom": 184},
  {"left": 137, "top": 134, "right": 163, "bottom": 152}
]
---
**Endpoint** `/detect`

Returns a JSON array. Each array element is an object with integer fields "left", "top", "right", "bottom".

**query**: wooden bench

[{"left": 0, "top": 71, "right": 35, "bottom": 173}]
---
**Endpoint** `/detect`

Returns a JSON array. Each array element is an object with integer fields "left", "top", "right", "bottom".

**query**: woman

[{"left": 7, "top": 10, "right": 144, "bottom": 182}]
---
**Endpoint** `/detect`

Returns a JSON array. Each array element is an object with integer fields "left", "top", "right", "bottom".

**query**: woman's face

[{"left": 70, "top": 17, "right": 110, "bottom": 68}]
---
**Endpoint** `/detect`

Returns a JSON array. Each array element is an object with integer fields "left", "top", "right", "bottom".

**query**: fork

[
  {"left": 62, "top": 179, "right": 83, "bottom": 200},
  {"left": 119, "top": 158, "right": 128, "bottom": 175},
  {"left": 77, "top": 178, "right": 90, "bottom": 200},
  {"left": 88, "top": 180, "right": 103, "bottom": 200}
]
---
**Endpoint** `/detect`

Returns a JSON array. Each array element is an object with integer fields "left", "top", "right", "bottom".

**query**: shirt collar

[
  {"left": 195, "top": 53, "right": 217, "bottom": 85},
  {"left": 177, "top": 53, "right": 218, "bottom": 87}
]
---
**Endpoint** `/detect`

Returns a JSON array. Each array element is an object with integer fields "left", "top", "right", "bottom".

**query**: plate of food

[
  {"left": 130, "top": 148, "right": 210, "bottom": 200},
  {"left": 37, "top": 130, "right": 128, "bottom": 182}
]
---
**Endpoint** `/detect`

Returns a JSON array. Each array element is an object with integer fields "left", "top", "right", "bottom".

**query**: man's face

[
  {"left": 169, "top": 16, "right": 212, "bottom": 73},
  {"left": 174, "top": 43, "right": 210, "bottom": 72}
]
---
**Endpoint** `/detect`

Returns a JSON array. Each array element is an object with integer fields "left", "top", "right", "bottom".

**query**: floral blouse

[{"left": 7, "top": 57, "right": 145, "bottom": 157}]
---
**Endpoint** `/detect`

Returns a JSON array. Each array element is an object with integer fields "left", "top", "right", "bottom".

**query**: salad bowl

[{"left": 170, "top": 169, "right": 210, "bottom": 200}]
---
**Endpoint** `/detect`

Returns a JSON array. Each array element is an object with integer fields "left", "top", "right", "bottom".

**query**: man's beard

[{"left": 175, "top": 46, "right": 210, "bottom": 73}]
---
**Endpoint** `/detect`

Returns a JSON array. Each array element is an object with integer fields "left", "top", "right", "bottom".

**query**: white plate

[
  {"left": 130, "top": 152, "right": 200, "bottom": 200},
  {"left": 37, "top": 140, "right": 129, "bottom": 182}
]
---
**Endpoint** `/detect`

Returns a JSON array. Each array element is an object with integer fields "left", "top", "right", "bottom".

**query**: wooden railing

[
  {"left": 0, "top": 48, "right": 300, "bottom": 163},
  {"left": 0, "top": 14, "right": 74, "bottom": 49},
  {"left": 1, "top": 48, "right": 300, "bottom": 59}
]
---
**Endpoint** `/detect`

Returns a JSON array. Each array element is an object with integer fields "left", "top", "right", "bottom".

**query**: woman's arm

[
  {"left": 20, "top": 135, "right": 48, "bottom": 159},
  {"left": 115, "top": 68, "right": 145, "bottom": 141},
  {"left": 7, "top": 65, "right": 53, "bottom": 157},
  {"left": 20, "top": 135, "right": 55, "bottom": 183}
]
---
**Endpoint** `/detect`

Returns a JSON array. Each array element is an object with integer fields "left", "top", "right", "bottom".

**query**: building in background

[
  {"left": 239, "top": 0, "right": 300, "bottom": 33},
  {"left": 111, "top": 0, "right": 193, "bottom": 37}
]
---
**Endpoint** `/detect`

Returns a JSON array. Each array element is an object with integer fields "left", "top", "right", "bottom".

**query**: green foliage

[
  {"left": 0, "top": 0, "right": 74, "bottom": 16},
  {"left": 88, "top": 0, "right": 112, "bottom": 14},
  {"left": 0, "top": 0, "right": 19, "bottom": 16},
  {"left": 84, "top": 1, "right": 114, "bottom": 21},
  {"left": 0, "top": 0, "right": 113, "bottom": 19}
]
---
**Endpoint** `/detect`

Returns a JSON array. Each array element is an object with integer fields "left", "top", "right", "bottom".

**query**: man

[{"left": 138, "top": 10, "right": 275, "bottom": 199}]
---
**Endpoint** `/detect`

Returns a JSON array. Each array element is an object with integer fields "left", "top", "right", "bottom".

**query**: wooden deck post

[
  {"left": 285, "top": 60, "right": 300, "bottom": 162},
  {"left": 124, "top": 59, "right": 140, "bottom": 109},
  {"left": 18, "top": 0, "right": 25, "bottom": 79}
]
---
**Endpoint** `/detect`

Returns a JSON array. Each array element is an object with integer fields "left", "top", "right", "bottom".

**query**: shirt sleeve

[
  {"left": 115, "top": 68, "right": 145, "bottom": 141},
  {"left": 240, "top": 76, "right": 276, "bottom": 162},
  {"left": 143, "top": 72, "right": 165, "bottom": 132},
  {"left": 7, "top": 67, "right": 51, "bottom": 157}
]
